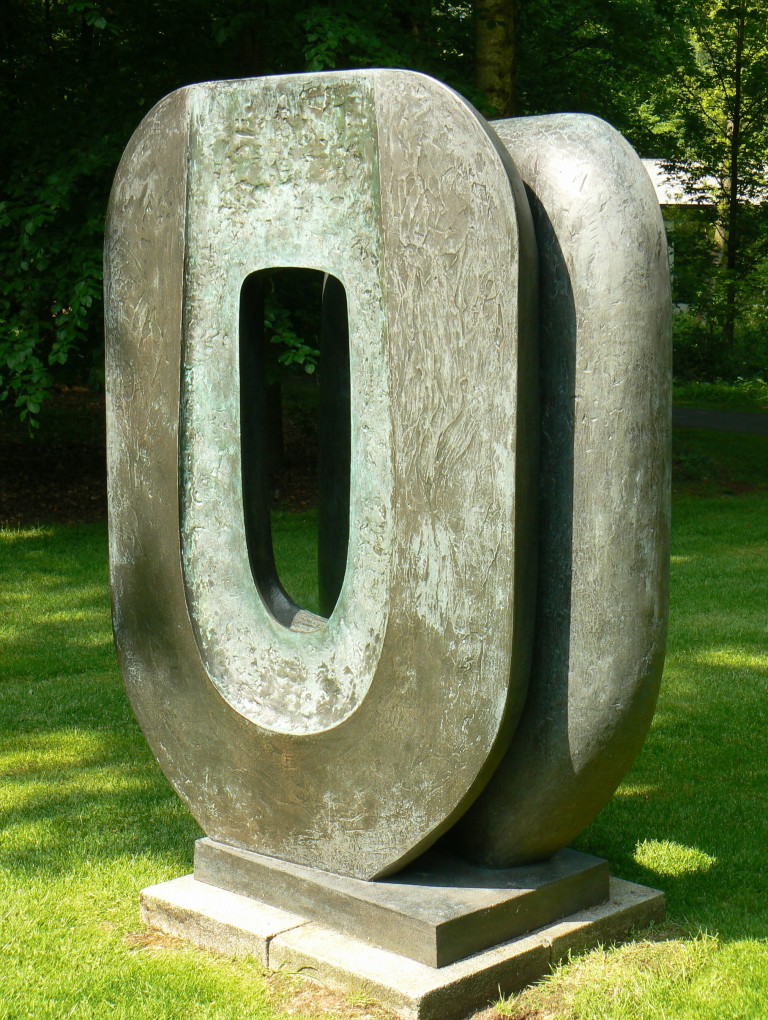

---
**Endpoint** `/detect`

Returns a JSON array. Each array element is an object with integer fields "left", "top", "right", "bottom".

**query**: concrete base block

[
  {"left": 140, "top": 875, "right": 664, "bottom": 1020},
  {"left": 140, "top": 875, "right": 306, "bottom": 965},
  {"left": 194, "top": 838, "right": 610, "bottom": 966}
]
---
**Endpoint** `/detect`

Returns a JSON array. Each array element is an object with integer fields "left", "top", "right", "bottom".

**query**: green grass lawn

[
  {"left": 541, "top": 491, "right": 768, "bottom": 1020},
  {"left": 2, "top": 459, "right": 768, "bottom": 1017},
  {"left": 673, "top": 429, "right": 768, "bottom": 496},
  {"left": 673, "top": 378, "right": 768, "bottom": 415}
]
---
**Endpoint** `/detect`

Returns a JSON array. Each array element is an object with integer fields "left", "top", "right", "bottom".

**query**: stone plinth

[
  {"left": 194, "top": 838, "right": 610, "bottom": 968},
  {"left": 140, "top": 870, "right": 664, "bottom": 1020}
]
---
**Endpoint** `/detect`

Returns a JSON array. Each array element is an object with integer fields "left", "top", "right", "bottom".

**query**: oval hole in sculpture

[{"left": 239, "top": 268, "right": 351, "bottom": 630}]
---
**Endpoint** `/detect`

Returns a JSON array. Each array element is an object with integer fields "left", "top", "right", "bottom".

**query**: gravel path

[{"left": 672, "top": 407, "right": 768, "bottom": 436}]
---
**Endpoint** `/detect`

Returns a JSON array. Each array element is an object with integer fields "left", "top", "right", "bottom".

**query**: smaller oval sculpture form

[
  {"left": 105, "top": 71, "right": 538, "bottom": 879},
  {"left": 448, "top": 114, "right": 672, "bottom": 867}
]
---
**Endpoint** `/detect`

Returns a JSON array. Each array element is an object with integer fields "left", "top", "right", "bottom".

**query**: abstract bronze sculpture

[
  {"left": 450, "top": 113, "right": 671, "bottom": 868},
  {"left": 105, "top": 70, "right": 671, "bottom": 1017}
]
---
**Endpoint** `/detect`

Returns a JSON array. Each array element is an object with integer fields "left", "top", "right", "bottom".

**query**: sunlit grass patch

[
  {"left": 0, "top": 524, "right": 56, "bottom": 543},
  {"left": 0, "top": 729, "right": 117, "bottom": 776},
  {"left": 3, "top": 481, "right": 768, "bottom": 1017},
  {"left": 691, "top": 648, "right": 768, "bottom": 672},
  {"left": 496, "top": 933, "right": 721, "bottom": 1020},
  {"left": 634, "top": 839, "right": 716, "bottom": 878},
  {"left": 612, "top": 784, "right": 659, "bottom": 800}
]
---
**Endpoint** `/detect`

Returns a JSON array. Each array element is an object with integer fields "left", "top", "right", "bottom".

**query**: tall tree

[
  {"left": 660, "top": 0, "right": 768, "bottom": 354},
  {"left": 475, "top": 0, "right": 517, "bottom": 116}
]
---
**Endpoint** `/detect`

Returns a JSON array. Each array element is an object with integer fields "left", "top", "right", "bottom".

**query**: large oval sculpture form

[
  {"left": 105, "top": 71, "right": 537, "bottom": 879},
  {"left": 450, "top": 114, "right": 671, "bottom": 867}
]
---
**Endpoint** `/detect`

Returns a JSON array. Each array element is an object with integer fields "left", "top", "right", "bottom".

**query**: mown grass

[
  {"left": 497, "top": 484, "right": 768, "bottom": 1019},
  {"left": 0, "top": 521, "right": 341, "bottom": 1020},
  {"left": 2, "top": 437, "right": 768, "bottom": 1019},
  {"left": 673, "top": 429, "right": 768, "bottom": 495},
  {"left": 673, "top": 377, "right": 768, "bottom": 414},
  {"left": 272, "top": 509, "right": 322, "bottom": 613}
]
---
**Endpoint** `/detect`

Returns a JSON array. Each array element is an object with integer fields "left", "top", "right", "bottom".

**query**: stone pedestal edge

[{"left": 139, "top": 875, "right": 664, "bottom": 1020}]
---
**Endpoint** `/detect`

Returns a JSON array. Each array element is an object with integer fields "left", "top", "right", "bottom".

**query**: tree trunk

[
  {"left": 723, "top": 4, "right": 745, "bottom": 348},
  {"left": 475, "top": 0, "right": 517, "bottom": 117}
]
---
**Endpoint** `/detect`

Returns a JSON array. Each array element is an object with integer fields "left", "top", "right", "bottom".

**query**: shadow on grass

[
  {"left": 0, "top": 772, "right": 200, "bottom": 878},
  {"left": 3, "top": 506, "right": 767, "bottom": 948},
  {"left": 1, "top": 525, "right": 200, "bottom": 880},
  {"left": 0, "top": 519, "right": 318, "bottom": 893},
  {"left": 673, "top": 428, "right": 768, "bottom": 496},
  {"left": 0, "top": 679, "right": 202, "bottom": 879},
  {"left": 0, "top": 525, "right": 116, "bottom": 679}
]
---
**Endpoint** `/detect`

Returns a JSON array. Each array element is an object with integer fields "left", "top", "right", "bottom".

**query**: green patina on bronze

[
  {"left": 105, "top": 73, "right": 671, "bottom": 903},
  {"left": 105, "top": 70, "right": 538, "bottom": 880}
]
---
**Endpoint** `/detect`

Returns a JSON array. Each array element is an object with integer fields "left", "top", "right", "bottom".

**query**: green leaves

[
  {"left": 655, "top": 1, "right": 768, "bottom": 373},
  {"left": 264, "top": 295, "right": 319, "bottom": 376},
  {"left": 66, "top": 1, "right": 110, "bottom": 32},
  {"left": 0, "top": 0, "right": 478, "bottom": 424},
  {"left": 300, "top": 6, "right": 405, "bottom": 71},
  {"left": 0, "top": 138, "right": 112, "bottom": 426},
  {"left": 1, "top": 0, "right": 766, "bottom": 420}
]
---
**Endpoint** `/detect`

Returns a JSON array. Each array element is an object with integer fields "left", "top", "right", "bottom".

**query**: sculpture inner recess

[{"left": 105, "top": 69, "right": 670, "bottom": 1013}]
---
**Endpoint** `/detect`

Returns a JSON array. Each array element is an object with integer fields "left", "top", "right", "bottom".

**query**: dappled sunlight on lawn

[
  {"left": 0, "top": 726, "right": 200, "bottom": 879},
  {"left": 1, "top": 502, "right": 768, "bottom": 1016},
  {"left": 0, "top": 728, "right": 121, "bottom": 776},
  {"left": 633, "top": 838, "right": 717, "bottom": 878},
  {"left": 574, "top": 493, "right": 768, "bottom": 946},
  {"left": 690, "top": 648, "right": 768, "bottom": 672},
  {"left": 0, "top": 526, "right": 57, "bottom": 543},
  {"left": 0, "top": 523, "right": 114, "bottom": 679},
  {"left": 612, "top": 784, "right": 659, "bottom": 800}
]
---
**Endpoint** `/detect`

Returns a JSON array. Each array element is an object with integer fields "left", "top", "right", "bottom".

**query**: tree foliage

[
  {"left": 515, "top": 0, "right": 693, "bottom": 153},
  {"left": 0, "top": 0, "right": 480, "bottom": 424},
  {"left": 0, "top": 0, "right": 226, "bottom": 422},
  {"left": 655, "top": 0, "right": 768, "bottom": 377},
  {"left": 1, "top": 0, "right": 767, "bottom": 421}
]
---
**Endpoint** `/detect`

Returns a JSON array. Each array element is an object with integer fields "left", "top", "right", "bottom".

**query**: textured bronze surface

[
  {"left": 105, "top": 71, "right": 537, "bottom": 880},
  {"left": 448, "top": 114, "right": 672, "bottom": 867},
  {"left": 194, "top": 837, "right": 608, "bottom": 967},
  {"left": 106, "top": 74, "right": 671, "bottom": 894}
]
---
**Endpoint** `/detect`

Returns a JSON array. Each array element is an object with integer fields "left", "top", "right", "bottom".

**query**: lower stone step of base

[{"left": 140, "top": 874, "right": 664, "bottom": 1020}]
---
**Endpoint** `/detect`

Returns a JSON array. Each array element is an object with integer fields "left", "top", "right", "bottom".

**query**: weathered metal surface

[
  {"left": 448, "top": 114, "right": 672, "bottom": 867},
  {"left": 105, "top": 71, "right": 537, "bottom": 879},
  {"left": 317, "top": 273, "right": 351, "bottom": 617},
  {"left": 195, "top": 837, "right": 608, "bottom": 968}
]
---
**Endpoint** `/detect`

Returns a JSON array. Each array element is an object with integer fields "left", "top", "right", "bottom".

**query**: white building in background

[
  {"left": 642, "top": 159, "right": 768, "bottom": 207},
  {"left": 642, "top": 159, "right": 716, "bottom": 207}
]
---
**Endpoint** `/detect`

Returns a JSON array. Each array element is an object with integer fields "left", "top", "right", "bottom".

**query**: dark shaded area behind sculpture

[
  {"left": 2, "top": 260, "right": 349, "bottom": 531},
  {"left": 239, "top": 267, "right": 350, "bottom": 622},
  {"left": 0, "top": 382, "right": 322, "bottom": 528},
  {"left": 0, "top": 389, "right": 108, "bottom": 526}
]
